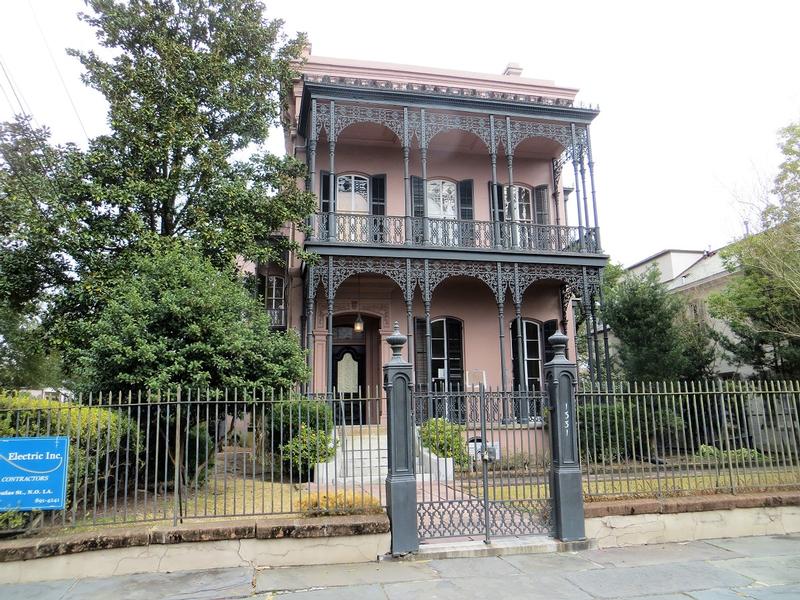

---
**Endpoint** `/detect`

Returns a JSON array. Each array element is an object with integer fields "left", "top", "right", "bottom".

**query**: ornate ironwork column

[
  {"left": 545, "top": 331, "right": 585, "bottom": 542},
  {"left": 513, "top": 263, "right": 528, "bottom": 422},
  {"left": 506, "top": 117, "right": 519, "bottom": 249},
  {"left": 420, "top": 109, "right": 430, "bottom": 244},
  {"left": 383, "top": 322, "right": 419, "bottom": 555},
  {"left": 496, "top": 262, "right": 508, "bottom": 391},
  {"left": 309, "top": 99, "right": 318, "bottom": 239},
  {"left": 598, "top": 270, "right": 612, "bottom": 389},
  {"left": 578, "top": 139, "right": 591, "bottom": 247},
  {"left": 405, "top": 259, "right": 414, "bottom": 367},
  {"left": 326, "top": 256, "right": 335, "bottom": 395},
  {"left": 490, "top": 116, "right": 501, "bottom": 249},
  {"left": 403, "top": 108, "right": 412, "bottom": 245},
  {"left": 423, "top": 259, "right": 433, "bottom": 393},
  {"left": 305, "top": 265, "right": 315, "bottom": 393},
  {"left": 580, "top": 266, "right": 596, "bottom": 385},
  {"left": 586, "top": 125, "right": 601, "bottom": 251},
  {"left": 327, "top": 101, "right": 336, "bottom": 242},
  {"left": 570, "top": 124, "right": 585, "bottom": 251}
]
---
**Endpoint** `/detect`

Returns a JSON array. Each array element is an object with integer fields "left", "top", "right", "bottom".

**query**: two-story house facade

[{"left": 270, "top": 53, "right": 607, "bottom": 422}]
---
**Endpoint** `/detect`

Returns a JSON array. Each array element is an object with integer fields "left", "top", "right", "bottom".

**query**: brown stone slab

[
  {"left": 584, "top": 491, "right": 800, "bottom": 518},
  {"left": 255, "top": 514, "right": 390, "bottom": 539},
  {"left": 150, "top": 520, "right": 256, "bottom": 544}
]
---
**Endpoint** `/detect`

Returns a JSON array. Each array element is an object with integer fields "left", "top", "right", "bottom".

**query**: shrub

[
  {"left": 270, "top": 396, "right": 334, "bottom": 448},
  {"left": 0, "top": 393, "right": 141, "bottom": 529},
  {"left": 577, "top": 399, "right": 684, "bottom": 462},
  {"left": 299, "top": 490, "right": 382, "bottom": 516},
  {"left": 698, "top": 444, "right": 769, "bottom": 464},
  {"left": 281, "top": 422, "right": 336, "bottom": 477},
  {"left": 419, "top": 418, "right": 469, "bottom": 467}
]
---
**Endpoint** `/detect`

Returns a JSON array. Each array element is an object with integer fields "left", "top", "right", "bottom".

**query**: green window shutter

[
  {"left": 370, "top": 174, "right": 386, "bottom": 216},
  {"left": 534, "top": 185, "right": 549, "bottom": 224},
  {"left": 411, "top": 176, "right": 425, "bottom": 217},
  {"left": 457, "top": 180, "right": 474, "bottom": 220},
  {"left": 321, "top": 171, "right": 331, "bottom": 213}
]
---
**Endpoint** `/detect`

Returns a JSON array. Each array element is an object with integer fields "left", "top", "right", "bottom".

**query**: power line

[{"left": 27, "top": 0, "right": 90, "bottom": 142}]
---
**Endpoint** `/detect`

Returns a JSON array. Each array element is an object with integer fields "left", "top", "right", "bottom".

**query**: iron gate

[{"left": 413, "top": 386, "right": 553, "bottom": 541}]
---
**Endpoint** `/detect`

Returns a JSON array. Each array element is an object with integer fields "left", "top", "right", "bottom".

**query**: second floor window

[
  {"left": 427, "top": 180, "right": 458, "bottom": 220},
  {"left": 497, "top": 184, "right": 550, "bottom": 225},
  {"left": 337, "top": 175, "right": 369, "bottom": 214}
]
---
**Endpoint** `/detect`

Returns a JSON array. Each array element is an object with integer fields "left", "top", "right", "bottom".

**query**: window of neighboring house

[
  {"left": 337, "top": 174, "right": 369, "bottom": 214},
  {"left": 258, "top": 274, "right": 285, "bottom": 326},
  {"left": 511, "top": 319, "right": 543, "bottom": 392}
]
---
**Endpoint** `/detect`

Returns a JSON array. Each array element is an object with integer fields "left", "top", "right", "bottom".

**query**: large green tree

[
  {"left": 0, "top": 0, "right": 314, "bottom": 388},
  {"left": 603, "top": 268, "right": 716, "bottom": 381},
  {"left": 72, "top": 241, "right": 308, "bottom": 390},
  {"left": 709, "top": 122, "right": 800, "bottom": 378}
]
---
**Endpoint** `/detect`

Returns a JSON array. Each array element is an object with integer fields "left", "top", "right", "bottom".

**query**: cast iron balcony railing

[{"left": 311, "top": 213, "right": 600, "bottom": 253}]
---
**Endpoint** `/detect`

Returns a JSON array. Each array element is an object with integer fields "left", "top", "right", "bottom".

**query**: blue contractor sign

[{"left": 0, "top": 437, "right": 70, "bottom": 511}]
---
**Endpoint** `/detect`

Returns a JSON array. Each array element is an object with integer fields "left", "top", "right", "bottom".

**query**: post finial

[
  {"left": 386, "top": 321, "right": 407, "bottom": 361},
  {"left": 547, "top": 330, "right": 569, "bottom": 363}
]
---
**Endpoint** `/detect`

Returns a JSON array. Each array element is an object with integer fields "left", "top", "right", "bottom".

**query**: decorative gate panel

[{"left": 413, "top": 388, "right": 552, "bottom": 541}]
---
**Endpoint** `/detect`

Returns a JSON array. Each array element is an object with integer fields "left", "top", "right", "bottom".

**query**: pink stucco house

[{"left": 263, "top": 52, "right": 607, "bottom": 422}]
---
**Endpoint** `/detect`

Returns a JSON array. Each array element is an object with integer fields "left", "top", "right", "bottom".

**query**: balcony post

[
  {"left": 578, "top": 136, "right": 591, "bottom": 251},
  {"left": 496, "top": 262, "right": 508, "bottom": 392},
  {"left": 580, "top": 266, "right": 596, "bottom": 386},
  {"left": 570, "top": 124, "right": 585, "bottom": 252},
  {"left": 309, "top": 99, "right": 318, "bottom": 240},
  {"left": 326, "top": 256, "right": 335, "bottom": 395},
  {"left": 513, "top": 264, "right": 528, "bottom": 422},
  {"left": 421, "top": 109, "right": 430, "bottom": 245},
  {"left": 305, "top": 265, "right": 315, "bottom": 393},
  {"left": 403, "top": 108, "right": 412, "bottom": 245},
  {"left": 490, "top": 116, "right": 502, "bottom": 250},
  {"left": 551, "top": 158, "right": 562, "bottom": 250},
  {"left": 586, "top": 125, "right": 601, "bottom": 252},
  {"left": 405, "top": 259, "right": 414, "bottom": 368},
  {"left": 505, "top": 117, "right": 519, "bottom": 249},
  {"left": 328, "top": 101, "right": 336, "bottom": 242}
]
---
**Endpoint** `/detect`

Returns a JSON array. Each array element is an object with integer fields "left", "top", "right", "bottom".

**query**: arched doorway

[{"left": 332, "top": 313, "right": 381, "bottom": 424}]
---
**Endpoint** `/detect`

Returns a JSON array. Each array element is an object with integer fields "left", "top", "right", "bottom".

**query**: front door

[{"left": 332, "top": 345, "right": 366, "bottom": 424}]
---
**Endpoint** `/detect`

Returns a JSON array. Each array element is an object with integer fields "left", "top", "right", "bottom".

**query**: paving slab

[
  {"left": 580, "top": 540, "right": 741, "bottom": 568},
  {"left": 0, "top": 579, "right": 78, "bottom": 600},
  {"left": 64, "top": 567, "right": 253, "bottom": 600},
  {"left": 273, "top": 583, "right": 388, "bottom": 599},
  {"left": 703, "top": 535, "right": 800, "bottom": 558},
  {"left": 711, "top": 555, "right": 800, "bottom": 586},
  {"left": 500, "top": 551, "right": 601, "bottom": 573},
  {"left": 565, "top": 561, "right": 754, "bottom": 599},
  {"left": 689, "top": 584, "right": 800, "bottom": 599},
  {"left": 383, "top": 573, "right": 591, "bottom": 600},
  {"left": 428, "top": 556, "right": 522, "bottom": 578},
  {"left": 256, "top": 561, "right": 437, "bottom": 592}
]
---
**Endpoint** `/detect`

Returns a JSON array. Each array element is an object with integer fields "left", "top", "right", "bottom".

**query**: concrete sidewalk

[{"left": 3, "top": 534, "right": 799, "bottom": 599}]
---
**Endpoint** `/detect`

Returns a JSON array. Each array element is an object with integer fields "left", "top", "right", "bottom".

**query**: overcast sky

[{"left": 2, "top": 0, "right": 799, "bottom": 266}]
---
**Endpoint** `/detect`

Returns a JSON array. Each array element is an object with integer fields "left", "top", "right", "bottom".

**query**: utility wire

[{"left": 27, "top": 0, "right": 90, "bottom": 142}]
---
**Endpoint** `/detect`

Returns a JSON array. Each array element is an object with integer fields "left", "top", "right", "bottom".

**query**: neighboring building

[
  {"left": 262, "top": 51, "right": 607, "bottom": 420},
  {"left": 626, "top": 247, "right": 753, "bottom": 378}
]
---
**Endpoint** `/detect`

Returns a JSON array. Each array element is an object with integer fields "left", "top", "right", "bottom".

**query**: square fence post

[
  {"left": 383, "top": 321, "right": 419, "bottom": 555},
  {"left": 544, "top": 330, "right": 585, "bottom": 542}
]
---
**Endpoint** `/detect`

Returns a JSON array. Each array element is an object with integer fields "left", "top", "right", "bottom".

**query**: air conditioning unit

[{"left": 466, "top": 438, "right": 501, "bottom": 463}]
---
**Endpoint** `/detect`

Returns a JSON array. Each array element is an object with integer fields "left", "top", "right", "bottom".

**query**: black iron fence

[
  {"left": 576, "top": 381, "right": 800, "bottom": 500},
  {"left": 0, "top": 389, "right": 388, "bottom": 536}
]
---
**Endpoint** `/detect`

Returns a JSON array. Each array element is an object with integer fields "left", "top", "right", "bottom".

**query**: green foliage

[
  {"left": 0, "top": 307, "right": 62, "bottom": 389},
  {"left": 281, "top": 423, "right": 336, "bottom": 474},
  {"left": 0, "top": 1, "right": 315, "bottom": 389},
  {"left": 270, "top": 396, "right": 334, "bottom": 445},
  {"left": 65, "top": 242, "right": 308, "bottom": 390},
  {"left": 419, "top": 418, "right": 469, "bottom": 467},
  {"left": 708, "top": 122, "right": 800, "bottom": 379},
  {"left": 577, "top": 399, "right": 684, "bottom": 462},
  {"left": 698, "top": 444, "right": 768, "bottom": 464},
  {"left": 0, "top": 393, "right": 141, "bottom": 524},
  {"left": 603, "top": 268, "right": 716, "bottom": 381}
]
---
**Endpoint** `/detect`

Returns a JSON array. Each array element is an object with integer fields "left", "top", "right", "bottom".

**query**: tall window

[
  {"left": 258, "top": 274, "right": 285, "bottom": 326},
  {"left": 336, "top": 174, "right": 369, "bottom": 214},
  {"left": 501, "top": 184, "right": 549, "bottom": 224},
  {"left": 416, "top": 317, "right": 463, "bottom": 391},
  {"left": 427, "top": 180, "right": 458, "bottom": 219},
  {"left": 511, "top": 319, "right": 543, "bottom": 391}
]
